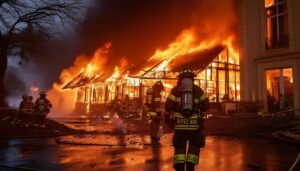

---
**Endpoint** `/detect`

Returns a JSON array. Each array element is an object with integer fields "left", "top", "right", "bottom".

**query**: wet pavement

[{"left": 0, "top": 117, "right": 300, "bottom": 171}]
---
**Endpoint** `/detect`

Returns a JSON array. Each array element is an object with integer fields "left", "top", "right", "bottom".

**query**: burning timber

[{"left": 63, "top": 45, "right": 240, "bottom": 114}]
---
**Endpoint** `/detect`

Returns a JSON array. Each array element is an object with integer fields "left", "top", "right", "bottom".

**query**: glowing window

[{"left": 265, "top": 0, "right": 289, "bottom": 49}]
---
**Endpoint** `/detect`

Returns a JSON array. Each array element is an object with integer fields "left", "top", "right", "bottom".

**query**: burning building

[{"left": 61, "top": 29, "right": 240, "bottom": 114}]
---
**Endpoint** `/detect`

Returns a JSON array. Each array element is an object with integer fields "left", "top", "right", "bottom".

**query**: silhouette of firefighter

[
  {"left": 165, "top": 68, "right": 209, "bottom": 171},
  {"left": 34, "top": 91, "right": 52, "bottom": 128},
  {"left": 13, "top": 95, "right": 34, "bottom": 127},
  {"left": 146, "top": 80, "right": 164, "bottom": 140}
]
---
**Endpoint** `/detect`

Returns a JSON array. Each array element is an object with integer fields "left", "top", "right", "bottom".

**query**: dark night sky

[{"left": 5, "top": 0, "right": 238, "bottom": 100}]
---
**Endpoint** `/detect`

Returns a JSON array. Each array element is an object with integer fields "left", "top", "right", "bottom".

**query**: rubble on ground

[{"left": 0, "top": 111, "right": 84, "bottom": 138}]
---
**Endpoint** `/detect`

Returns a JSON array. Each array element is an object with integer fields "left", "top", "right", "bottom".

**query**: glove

[
  {"left": 165, "top": 114, "right": 174, "bottom": 129},
  {"left": 164, "top": 114, "right": 170, "bottom": 125}
]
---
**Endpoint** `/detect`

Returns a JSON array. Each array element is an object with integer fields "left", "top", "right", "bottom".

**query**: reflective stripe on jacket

[
  {"left": 165, "top": 84, "right": 209, "bottom": 131},
  {"left": 173, "top": 112, "right": 199, "bottom": 130}
]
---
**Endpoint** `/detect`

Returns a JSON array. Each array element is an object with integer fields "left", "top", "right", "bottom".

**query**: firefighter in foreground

[
  {"left": 165, "top": 68, "right": 209, "bottom": 171},
  {"left": 34, "top": 91, "right": 52, "bottom": 128},
  {"left": 146, "top": 80, "right": 164, "bottom": 140}
]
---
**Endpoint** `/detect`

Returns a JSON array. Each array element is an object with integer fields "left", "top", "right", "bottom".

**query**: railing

[{"left": 265, "top": 34, "right": 289, "bottom": 50}]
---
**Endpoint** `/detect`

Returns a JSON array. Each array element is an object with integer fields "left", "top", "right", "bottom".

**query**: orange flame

[
  {"left": 47, "top": 43, "right": 111, "bottom": 115},
  {"left": 147, "top": 28, "right": 239, "bottom": 73},
  {"left": 265, "top": 0, "right": 275, "bottom": 7}
]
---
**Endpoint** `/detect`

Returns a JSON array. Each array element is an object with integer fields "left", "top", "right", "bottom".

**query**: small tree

[{"left": 0, "top": 0, "right": 83, "bottom": 106}]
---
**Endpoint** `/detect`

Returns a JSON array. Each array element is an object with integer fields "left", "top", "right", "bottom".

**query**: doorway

[{"left": 265, "top": 68, "right": 294, "bottom": 112}]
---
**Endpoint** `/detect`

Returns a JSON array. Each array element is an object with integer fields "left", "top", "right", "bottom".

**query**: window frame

[{"left": 265, "top": 0, "right": 289, "bottom": 50}]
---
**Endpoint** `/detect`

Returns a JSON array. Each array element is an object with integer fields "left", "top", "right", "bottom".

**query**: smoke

[
  {"left": 4, "top": 56, "right": 40, "bottom": 107},
  {"left": 4, "top": 67, "right": 26, "bottom": 107},
  {"left": 3, "top": 1, "right": 92, "bottom": 107},
  {"left": 191, "top": 0, "right": 239, "bottom": 49},
  {"left": 111, "top": 117, "right": 127, "bottom": 134}
]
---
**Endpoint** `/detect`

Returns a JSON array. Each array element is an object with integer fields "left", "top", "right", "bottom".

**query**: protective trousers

[{"left": 173, "top": 130, "right": 205, "bottom": 171}]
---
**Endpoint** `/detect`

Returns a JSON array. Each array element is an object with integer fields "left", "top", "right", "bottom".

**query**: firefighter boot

[
  {"left": 174, "top": 163, "right": 185, "bottom": 171},
  {"left": 186, "top": 161, "right": 195, "bottom": 171},
  {"left": 150, "top": 118, "right": 160, "bottom": 140}
]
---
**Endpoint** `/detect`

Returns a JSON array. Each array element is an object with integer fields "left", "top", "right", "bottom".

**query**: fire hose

[{"left": 289, "top": 152, "right": 300, "bottom": 171}]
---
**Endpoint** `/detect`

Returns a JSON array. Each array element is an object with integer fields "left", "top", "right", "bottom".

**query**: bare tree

[{"left": 0, "top": 0, "right": 83, "bottom": 106}]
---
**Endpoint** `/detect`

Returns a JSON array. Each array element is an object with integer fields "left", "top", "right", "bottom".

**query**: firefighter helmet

[
  {"left": 22, "top": 94, "right": 28, "bottom": 100},
  {"left": 153, "top": 80, "right": 164, "bottom": 92},
  {"left": 178, "top": 68, "right": 196, "bottom": 78},
  {"left": 39, "top": 91, "right": 46, "bottom": 96},
  {"left": 154, "top": 80, "right": 162, "bottom": 86}
]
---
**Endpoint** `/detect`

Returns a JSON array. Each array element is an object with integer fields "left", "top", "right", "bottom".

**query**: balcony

[{"left": 265, "top": 34, "right": 289, "bottom": 50}]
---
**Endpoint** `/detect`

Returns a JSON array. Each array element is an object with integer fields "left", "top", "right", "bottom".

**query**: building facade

[{"left": 240, "top": 0, "right": 300, "bottom": 117}]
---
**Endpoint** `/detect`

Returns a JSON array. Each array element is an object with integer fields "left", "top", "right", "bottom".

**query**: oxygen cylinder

[
  {"left": 180, "top": 78, "right": 194, "bottom": 116},
  {"left": 146, "top": 88, "right": 153, "bottom": 107}
]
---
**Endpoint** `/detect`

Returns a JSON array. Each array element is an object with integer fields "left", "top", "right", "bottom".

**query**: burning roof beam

[
  {"left": 62, "top": 71, "right": 102, "bottom": 89},
  {"left": 170, "top": 45, "right": 225, "bottom": 72}
]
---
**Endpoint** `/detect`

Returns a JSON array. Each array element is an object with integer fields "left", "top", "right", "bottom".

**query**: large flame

[
  {"left": 47, "top": 43, "right": 111, "bottom": 116},
  {"left": 148, "top": 28, "right": 239, "bottom": 70},
  {"left": 105, "top": 58, "right": 129, "bottom": 82}
]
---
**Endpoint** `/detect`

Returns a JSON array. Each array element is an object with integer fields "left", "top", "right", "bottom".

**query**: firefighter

[
  {"left": 15, "top": 95, "right": 34, "bottom": 127},
  {"left": 165, "top": 68, "right": 209, "bottom": 171},
  {"left": 121, "top": 95, "right": 131, "bottom": 118},
  {"left": 11, "top": 95, "right": 26, "bottom": 124},
  {"left": 34, "top": 91, "right": 52, "bottom": 128},
  {"left": 146, "top": 80, "right": 164, "bottom": 140},
  {"left": 24, "top": 96, "right": 34, "bottom": 127}
]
